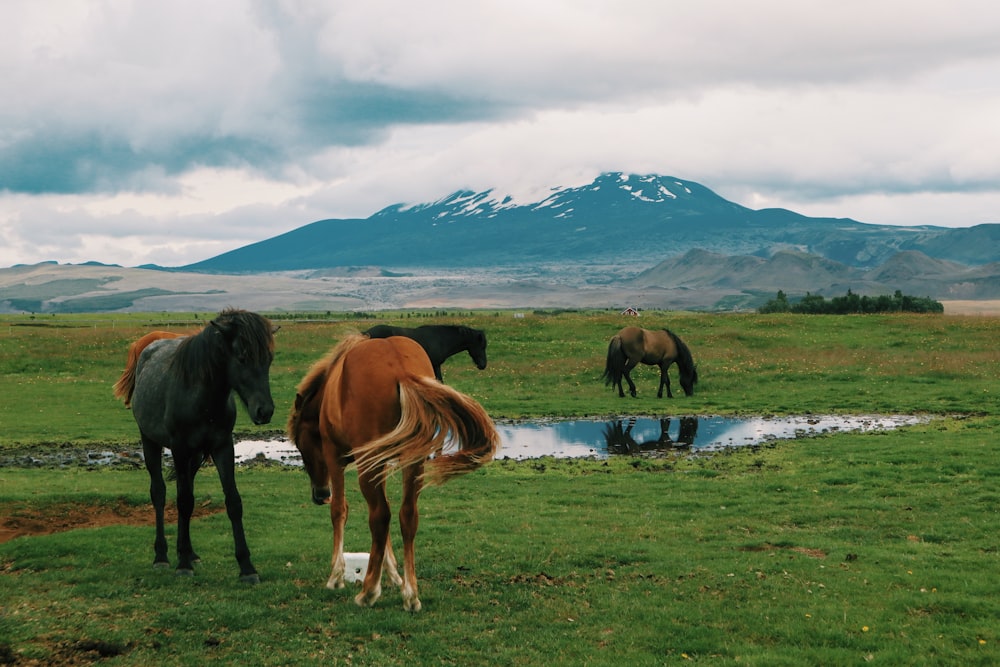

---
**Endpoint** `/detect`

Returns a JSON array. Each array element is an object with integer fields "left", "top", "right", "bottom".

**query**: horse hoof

[
  {"left": 153, "top": 561, "right": 171, "bottom": 570},
  {"left": 403, "top": 598, "right": 422, "bottom": 613},
  {"left": 175, "top": 568, "right": 195, "bottom": 577},
  {"left": 354, "top": 589, "right": 381, "bottom": 608},
  {"left": 239, "top": 573, "right": 261, "bottom": 584}
]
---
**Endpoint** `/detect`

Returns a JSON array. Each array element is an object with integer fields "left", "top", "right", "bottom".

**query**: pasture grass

[
  {"left": 1, "top": 310, "right": 999, "bottom": 664},
  {"left": 2, "top": 425, "right": 999, "bottom": 665},
  {"left": 1, "top": 310, "right": 998, "bottom": 446}
]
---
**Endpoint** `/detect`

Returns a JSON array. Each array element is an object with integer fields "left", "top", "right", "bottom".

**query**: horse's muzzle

[
  {"left": 250, "top": 401, "right": 275, "bottom": 425},
  {"left": 312, "top": 486, "right": 332, "bottom": 505}
]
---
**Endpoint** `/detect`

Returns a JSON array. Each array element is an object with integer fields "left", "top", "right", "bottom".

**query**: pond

[
  {"left": 0, "top": 414, "right": 928, "bottom": 469},
  {"left": 233, "top": 414, "right": 928, "bottom": 465}
]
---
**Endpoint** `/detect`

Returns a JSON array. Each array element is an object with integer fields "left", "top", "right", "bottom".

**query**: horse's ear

[
  {"left": 209, "top": 318, "right": 229, "bottom": 336},
  {"left": 271, "top": 324, "right": 281, "bottom": 334}
]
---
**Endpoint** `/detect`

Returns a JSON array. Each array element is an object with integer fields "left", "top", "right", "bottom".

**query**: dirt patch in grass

[
  {"left": 0, "top": 499, "right": 224, "bottom": 544},
  {"left": 0, "top": 637, "right": 133, "bottom": 666}
]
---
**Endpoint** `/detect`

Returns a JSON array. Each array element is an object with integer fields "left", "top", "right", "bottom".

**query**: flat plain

[{"left": 1, "top": 310, "right": 998, "bottom": 665}]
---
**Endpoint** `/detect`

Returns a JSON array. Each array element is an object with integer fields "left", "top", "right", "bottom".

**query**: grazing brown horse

[
  {"left": 288, "top": 334, "right": 499, "bottom": 611},
  {"left": 113, "top": 331, "right": 190, "bottom": 407},
  {"left": 603, "top": 326, "right": 698, "bottom": 398}
]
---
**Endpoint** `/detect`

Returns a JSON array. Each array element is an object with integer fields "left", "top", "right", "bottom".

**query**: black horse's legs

[
  {"left": 142, "top": 438, "right": 169, "bottom": 568},
  {"left": 213, "top": 445, "right": 259, "bottom": 583},
  {"left": 172, "top": 452, "right": 198, "bottom": 576}
]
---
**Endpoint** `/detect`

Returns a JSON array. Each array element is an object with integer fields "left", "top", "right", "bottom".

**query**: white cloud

[{"left": 2, "top": 0, "right": 999, "bottom": 267}]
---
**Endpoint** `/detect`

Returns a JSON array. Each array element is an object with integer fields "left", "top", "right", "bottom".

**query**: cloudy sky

[{"left": 2, "top": 1, "right": 999, "bottom": 268}]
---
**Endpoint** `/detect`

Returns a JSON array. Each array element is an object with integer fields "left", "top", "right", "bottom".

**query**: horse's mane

[
  {"left": 664, "top": 329, "right": 698, "bottom": 384},
  {"left": 289, "top": 334, "right": 368, "bottom": 423},
  {"left": 170, "top": 309, "right": 274, "bottom": 385}
]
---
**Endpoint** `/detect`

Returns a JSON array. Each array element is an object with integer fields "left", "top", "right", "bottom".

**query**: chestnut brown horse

[
  {"left": 603, "top": 326, "right": 698, "bottom": 398},
  {"left": 113, "top": 331, "right": 190, "bottom": 407},
  {"left": 288, "top": 334, "right": 499, "bottom": 611}
]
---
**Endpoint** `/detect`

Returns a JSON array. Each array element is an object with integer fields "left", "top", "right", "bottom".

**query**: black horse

[
  {"left": 364, "top": 324, "right": 488, "bottom": 381},
  {"left": 116, "top": 309, "right": 277, "bottom": 583}
]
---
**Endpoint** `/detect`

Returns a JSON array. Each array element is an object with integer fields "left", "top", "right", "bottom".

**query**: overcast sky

[{"left": 2, "top": 1, "right": 999, "bottom": 268}]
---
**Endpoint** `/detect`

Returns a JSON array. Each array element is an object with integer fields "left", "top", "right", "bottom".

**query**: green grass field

[{"left": 1, "top": 310, "right": 998, "bottom": 665}]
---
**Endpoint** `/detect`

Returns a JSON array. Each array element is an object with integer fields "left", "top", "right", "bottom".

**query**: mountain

[
  {"left": 5, "top": 173, "right": 1000, "bottom": 313},
  {"left": 181, "top": 172, "right": 1000, "bottom": 273}
]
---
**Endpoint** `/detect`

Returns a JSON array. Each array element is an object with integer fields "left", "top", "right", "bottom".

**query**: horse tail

[
  {"left": 113, "top": 331, "right": 188, "bottom": 407},
  {"left": 354, "top": 376, "right": 499, "bottom": 486},
  {"left": 112, "top": 335, "right": 155, "bottom": 407},
  {"left": 602, "top": 335, "right": 625, "bottom": 386},
  {"left": 666, "top": 330, "right": 699, "bottom": 393},
  {"left": 112, "top": 352, "right": 139, "bottom": 406}
]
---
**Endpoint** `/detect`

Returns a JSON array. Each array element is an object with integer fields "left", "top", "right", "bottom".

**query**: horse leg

[
  {"left": 212, "top": 444, "right": 259, "bottom": 583},
  {"left": 623, "top": 360, "right": 639, "bottom": 397},
  {"left": 142, "top": 438, "right": 169, "bottom": 568},
  {"left": 399, "top": 463, "right": 424, "bottom": 612},
  {"left": 658, "top": 362, "right": 673, "bottom": 398},
  {"left": 171, "top": 452, "right": 198, "bottom": 576},
  {"left": 382, "top": 535, "right": 403, "bottom": 587},
  {"left": 355, "top": 471, "right": 392, "bottom": 608},
  {"left": 325, "top": 463, "right": 348, "bottom": 590},
  {"left": 656, "top": 362, "right": 674, "bottom": 398}
]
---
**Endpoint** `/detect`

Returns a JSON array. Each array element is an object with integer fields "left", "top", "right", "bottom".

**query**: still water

[{"left": 235, "top": 414, "right": 927, "bottom": 464}]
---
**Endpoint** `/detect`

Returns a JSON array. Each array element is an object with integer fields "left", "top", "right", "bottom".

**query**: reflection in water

[
  {"left": 603, "top": 417, "right": 698, "bottom": 455},
  {"left": 490, "top": 414, "right": 926, "bottom": 460},
  {"left": 235, "top": 414, "right": 927, "bottom": 464}
]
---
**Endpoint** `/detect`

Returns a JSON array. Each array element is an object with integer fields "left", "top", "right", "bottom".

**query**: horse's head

[
  {"left": 288, "top": 387, "right": 330, "bottom": 506},
  {"left": 466, "top": 328, "right": 488, "bottom": 370},
  {"left": 211, "top": 309, "right": 277, "bottom": 425},
  {"left": 680, "top": 365, "right": 699, "bottom": 397}
]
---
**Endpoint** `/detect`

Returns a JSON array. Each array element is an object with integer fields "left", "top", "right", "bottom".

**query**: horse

[
  {"left": 602, "top": 326, "right": 698, "bottom": 398},
  {"left": 113, "top": 330, "right": 190, "bottom": 407},
  {"left": 363, "top": 324, "right": 487, "bottom": 381},
  {"left": 288, "top": 334, "right": 499, "bottom": 611},
  {"left": 115, "top": 308, "right": 277, "bottom": 583}
]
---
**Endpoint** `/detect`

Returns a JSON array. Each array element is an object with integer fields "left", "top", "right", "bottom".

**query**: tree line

[{"left": 758, "top": 289, "right": 944, "bottom": 314}]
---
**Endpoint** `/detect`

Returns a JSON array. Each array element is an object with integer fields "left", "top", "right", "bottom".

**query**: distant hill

[
  {"left": 180, "top": 172, "right": 1000, "bottom": 273},
  {"left": 5, "top": 173, "right": 1000, "bottom": 313},
  {"left": 631, "top": 249, "right": 1000, "bottom": 300}
]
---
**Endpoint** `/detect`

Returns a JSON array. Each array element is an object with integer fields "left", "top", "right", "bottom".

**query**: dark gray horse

[
  {"left": 364, "top": 324, "right": 488, "bottom": 381},
  {"left": 118, "top": 309, "right": 277, "bottom": 583}
]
